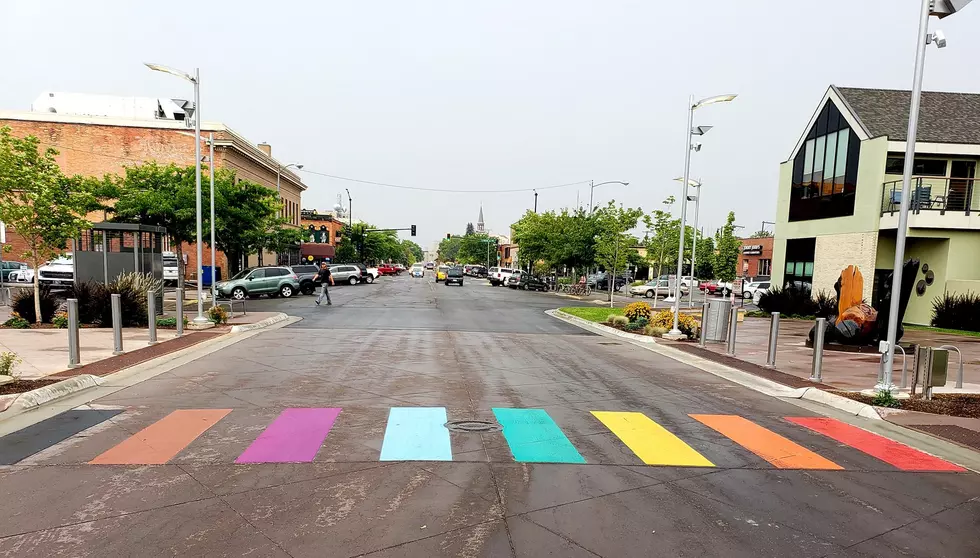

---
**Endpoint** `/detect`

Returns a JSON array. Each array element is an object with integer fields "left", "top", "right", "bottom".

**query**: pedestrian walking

[{"left": 315, "top": 262, "right": 333, "bottom": 306}]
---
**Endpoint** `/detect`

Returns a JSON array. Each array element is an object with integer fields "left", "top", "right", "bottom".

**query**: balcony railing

[{"left": 881, "top": 176, "right": 980, "bottom": 216}]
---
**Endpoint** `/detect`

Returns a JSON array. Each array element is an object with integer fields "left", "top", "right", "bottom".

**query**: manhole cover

[
  {"left": 445, "top": 420, "right": 502, "bottom": 433},
  {"left": 597, "top": 341, "right": 620, "bottom": 346}
]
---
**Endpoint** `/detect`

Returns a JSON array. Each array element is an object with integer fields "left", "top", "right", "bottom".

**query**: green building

[{"left": 772, "top": 85, "right": 980, "bottom": 325}]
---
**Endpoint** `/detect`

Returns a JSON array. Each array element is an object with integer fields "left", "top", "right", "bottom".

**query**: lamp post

[
  {"left": 880, "top": 0, "right": 971, "bottom": 391},
  {"left": 589, "top": 180, "right": 630, "bottom": 213},
  {"left": 276, "top": 163, "right": 303, "bottom": 195},
  {"left": 345, "top": 188, "right": 352, "bottom": 227},
  {"left": 674, "top": 177, "right": 702, "bottom": 308},
  {"left": 533, "top": 189, "right": 538, "bottom": 213},
  {"left": 208, "top": 133, "right": 216, "bottom": 306},
  {"left": 667, "top": 93, "right": 737, "bottom": 339},
  {"left": 145, "top": 62, "right": 209, "bottom": 326}
]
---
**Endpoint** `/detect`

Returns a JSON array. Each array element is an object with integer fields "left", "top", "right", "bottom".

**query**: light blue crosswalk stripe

[{"left": 379, "top": 407, "right": 453, "bottom": 461}]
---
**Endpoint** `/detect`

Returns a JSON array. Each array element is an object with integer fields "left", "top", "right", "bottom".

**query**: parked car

[
  {"left": 163, "top": 251, "right": 179, "bottom": 285},
  {"left": 410, "top": 264, "right": 425, "bottom": 278},
  {"left": 488, "top": 266, "right": 515, "bottom": 286},
  {"left": 330, "top": 264, "right": 365, "bottom": 285},
  {"left": 290, "top": 264, "right": 319, "bottom": 295},
  {"left": 435, "top": 265, "right": 449, "bottom": 282},
  {"left": 12, "top": 254, "right": 75, "bottom": 288},
  {"left": 593, "top": 272, "right": 628, "bottom": 291},
  {"left": 629, "top": 279, "right": 689, "bottom": 299},
  {"left": 393, "top": 263, "right": 406, "bottom": 272},
  {"left": 424, "top": 262, "right": 435, "bottom": 270},
  {"left": 507, "top": 271, "right": 547, "bottom": 291},
  {"left": 377, "top": 264, "right": 398, "bottom": 276},
  {"left": 1, "top": 261, "right": 28, "bottom": 283},
  {"left": 742, "top": 281, "right": 771, "bottom": 300},
  {"left": 349, "top": 263, "right": 374, "bottom": 283},
  {"left": 463, "top": 264, "right": 487, "bottom": 277},
  {"left": 699, "top": 280, "right": 720, "bottom": 294},
  {"left": 444, "top": 266, "right": 464, "bottom": 286},
  {"left": 215, "top": 266, "right": 300, "bottom": 300}
]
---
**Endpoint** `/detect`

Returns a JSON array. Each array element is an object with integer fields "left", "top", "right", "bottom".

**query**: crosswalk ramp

[{"left": 0, "top": 406, "right": 966, "bottom": 473}]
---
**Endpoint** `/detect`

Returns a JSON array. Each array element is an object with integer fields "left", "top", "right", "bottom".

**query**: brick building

[
  {"left": 298, "top": 209, "right": 346, "bottom": 263},
  {"left": 0, "top": 97, "right": 306, "bottom": 279},
  {"left": 739, "top": 236, "right": 774, "bottom": 279}
]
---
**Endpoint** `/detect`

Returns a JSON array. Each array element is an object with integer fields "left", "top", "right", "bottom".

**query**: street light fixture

[
  {"left": 674, "top": 177, "right": 702, "bottom": 308},
  {"left": 276, "top": 163, "right": 303, "bottom": 194},
  {"left": 667, "top": 93, "right": 737, "bottom": 339},
  {"left": 145, "top": 62, "right": 209, "bottom": 326},
  {"left": 589, "top": 180, "right": 630, "bottom": 213},
  {"left": 880, "top": 0, "right": 972, "bottom": 392}
]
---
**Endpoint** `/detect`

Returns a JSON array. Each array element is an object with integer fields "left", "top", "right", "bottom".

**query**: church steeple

[{"left": 477, "top": 204, "right": 485, "bottom": 233}]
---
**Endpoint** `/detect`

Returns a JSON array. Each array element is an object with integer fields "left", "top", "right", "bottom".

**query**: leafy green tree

[
  {"left": 437, "top": 235, "right": 462, "bottom": 262},
  {"left": 714, "top": 212, "right": 741, "bottom": 283},
  {"left": 641, "top": 196, "right": 680, "bottom": 279},
  {"left": 401, "top": 240, "right": 424, "bottom": 265},
  {"left": 465, "top": 222, "right": 475, "bottom": 236},
  {"left": 750, "top": 229, "right": 773, "bottom": 238},
  {"left": 0, "top": 128, "right": 97, "bottom": 323},
  {"left": 694, "top": 235, "right": 715, "bottom": 280},
  {"left": 593, "top": 201, "right": 643, "bottom": 299},
  {"left": 333, "top": 222, "right": 402, "bottom": 263},
  {"left": 457, "top": 233, "right": 496, "bottom": 265}
]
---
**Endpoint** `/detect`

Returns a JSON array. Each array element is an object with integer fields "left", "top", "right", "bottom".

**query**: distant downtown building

[
  {"left": 772, "top": 85, "right": 980, "bottom": 325},
  {"left": 0, "top": 92, "right": 307, "bottom": 277}
]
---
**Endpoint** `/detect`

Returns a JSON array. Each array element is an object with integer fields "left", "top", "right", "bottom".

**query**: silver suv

[{"left": 330, "top": 265, "right": 364, "bottom": 286}]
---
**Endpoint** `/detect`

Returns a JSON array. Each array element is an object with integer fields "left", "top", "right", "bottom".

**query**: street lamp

[
  {"left": 589, "top": 180, "right": 630, "bottom": 213},
  {"left": 674, "top": 177, "right": 702, "bottom": 308},
  {"left": 345, "top": 188, "right": 352, "bottom": 227},
  {"left": 667, "top": 93, "right": 737, "bottom": 339},
  {"left": 145, "top": 62, "right": 209, "bottom": 326},
  {"left": 880, "top": 0, "right": 972, "bottom": 391},
  {"left": 276, "top": 163, "right": 303, "bottom": 194}
]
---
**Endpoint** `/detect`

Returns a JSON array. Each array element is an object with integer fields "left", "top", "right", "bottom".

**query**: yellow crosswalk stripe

[{"left": 592, "top": 411, "right": 714, "bottom": 467}]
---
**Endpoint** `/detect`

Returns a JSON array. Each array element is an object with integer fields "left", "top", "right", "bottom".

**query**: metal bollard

[
  {"left": 698, "top": 303, "right": 708, "bottom": 348},
  {"left": 810, "top": 317, "right": 826, "bottom": 382},
  {"left": 147, "top": 291, "right": 157, "bottom": 345},
  {"left": 766, "top": 312, "right": 780, "bottom": 367},
  {"left": 67, "top": 298, "right": 80, "bottom": 368},
  {"left": 111, "top": 293, "right": 123, "bottom": 355},
  {"left": 726, "top": 304, "right": 738, "bottom": 356},
  {"left": 176, "top": 288, "right": 184, "bottom": 337}
]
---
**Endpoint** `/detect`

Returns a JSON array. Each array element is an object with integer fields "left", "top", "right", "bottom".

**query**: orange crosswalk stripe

[
  {"left": 90, "top": 409, "right": 231, "bottom": 465},
  {"left": 690, "top": 414, "right": 843, "bottom": 470}
]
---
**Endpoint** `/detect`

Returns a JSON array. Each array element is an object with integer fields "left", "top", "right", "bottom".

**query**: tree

[
  {"left": 694, "top": 235, "right": 715, "bottom": 280},
  {"left": 333, "top": 222, "right": 402, "bottom": 263},
  {"left": 401, "top": 240, "right": 423, "bottom": 265},
  {"left": 750, "top": 229, "right": 773, "bottom": 238},
  {"left": 511, "top": 208, "right": 600, "bottom": 273},
  {"left": 465, "top": 222, "right": 475, "bottom": 236},
  {"left": 641, "top": 196, "right": 680, "bottom": 279},
  {"left": 437, "top": 235, "right": 462, "bottom": 262},
  {"left": 457, "top": 233, "right": 494, "bottom": 265},
  {"left": 0, "top": 128, "right": 96, "bottom": 323},
  {"left": 593, "top": 201, "right": 643, "bottom": 300},
  {"left": 714, "top": 212, "right": 741, "bottom": 282}
]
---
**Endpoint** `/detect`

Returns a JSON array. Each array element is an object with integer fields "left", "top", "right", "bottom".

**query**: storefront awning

[{"left": 300, "top": 243, "right": 335, "bottom": 259}]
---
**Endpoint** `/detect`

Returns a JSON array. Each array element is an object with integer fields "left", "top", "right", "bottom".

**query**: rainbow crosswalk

[{"left": 25, "top": 406, "right": 964, "bottom": 472}]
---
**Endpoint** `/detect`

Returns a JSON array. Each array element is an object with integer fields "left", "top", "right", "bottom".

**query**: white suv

[{"left": 488, "top": 267, "right": 515, "bottom": 287}]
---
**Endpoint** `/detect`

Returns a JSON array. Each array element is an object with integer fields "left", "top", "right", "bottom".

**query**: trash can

[
  {"left": 202, "top": 266, "right": 222, "bottom": 287},
  {"left": 703, "top": 299, "right": 731, "bottom": 342}
]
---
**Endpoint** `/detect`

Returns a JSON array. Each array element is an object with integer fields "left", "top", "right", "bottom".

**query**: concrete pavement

[{"left": 0, "top": 276, "right": 977, "bottom": 557}]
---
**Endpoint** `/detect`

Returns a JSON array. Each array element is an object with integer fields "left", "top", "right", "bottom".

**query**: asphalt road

[{"left": 0, "top": 275, "right": 977, "bottom": 557}]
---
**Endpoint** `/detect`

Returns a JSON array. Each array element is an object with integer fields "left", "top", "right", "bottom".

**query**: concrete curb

[
  {"left": 549, "top": 309, "right": 655, "bottom": 344},
  {"left": 548, "top": 308, "right": 881, "bottom": 420},
  {"left": 0, "top": 374, "right": 104, "bottom": 415},
  {"left": 230, "top": 312, "right": 292, "bottom": 333}
]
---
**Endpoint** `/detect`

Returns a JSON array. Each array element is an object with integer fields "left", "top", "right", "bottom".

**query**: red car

[
  {"left": 699, "top": 281, "right": 720, "bottom": 294},
  {"left": 376, "top": 264, "right": 399, "bottom": 276}
]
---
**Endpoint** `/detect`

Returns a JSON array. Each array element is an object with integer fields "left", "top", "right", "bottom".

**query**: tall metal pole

[
  {"left": 191, "top": 68, "right": 208, "bottom": 325},
  {"left": 534, "top": 190, "right": 538, "bottom": 213},
  {"left": 346, "top": 188, "right": 352, "bottom": 227},
  {"left": 588, "top": 180, "right": 594, "bottom": 213},
  {"left": 669, "top": 95, "right": 695, "bottom": 337},
  {"left": 688, "top": 181, "right": 701, "bottom": 308},
  {"left": 209, "top": 133, "right": 216, "bottom": 307},
  {"left": 881, "top": 0, "right": 932, "bottom": 391}
]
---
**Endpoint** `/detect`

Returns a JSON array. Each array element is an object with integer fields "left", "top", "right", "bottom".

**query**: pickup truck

[
  {"left": 290, "top": 264, "right": 320, "bottom": 295},
  {"left": 10, "top": 254, "right": 74, "bottom": 288},
  {"left": 376, "top": 264, "right": 399, "bottom": 276},
  {"left": 488, "top": 266, "right": 515, "bottom": 287}
]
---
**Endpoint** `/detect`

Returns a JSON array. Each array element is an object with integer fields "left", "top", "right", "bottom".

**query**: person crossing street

[{"left": 314, "top": 262, "right": 333, "bottom": 306}]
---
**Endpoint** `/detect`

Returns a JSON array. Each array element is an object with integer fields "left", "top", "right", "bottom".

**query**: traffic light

[
  {"left": 446, "top": 233, "right": 451, "bottom": 239},
  {"left": 411, "top": 224, "right": 417, "bottom": 236}
]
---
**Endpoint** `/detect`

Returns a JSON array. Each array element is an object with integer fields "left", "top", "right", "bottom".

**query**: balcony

[{"left": 880, "top": 177, "right": 980, "bottom": 230}]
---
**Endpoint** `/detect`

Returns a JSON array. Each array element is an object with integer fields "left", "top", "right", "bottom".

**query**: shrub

[
  {"left": 757, "top": 285, "right": 835, "bottom": 319},
  {"left": 52, "top": 312, "right": 69, "bottom": 329},
  {"left": 623, "top": 321, "right": 643, "bottom": 332},
  {"left": 610, "top": 315, "right": 629, "bottom": 328},
  {"left": 631, "top": 280, "right": 645, "bottom": 287},
  {"left": 814, "top": 290, "right": 838, "bottom": 318},
  {"left": 12, "top": 285, "right": 58, "bottom": 323},
  {"left": 931, "top": 291, "right": 980, "bottom": 332},
  {"left": 156, "top": 316, "right": 189, "bottom": 329},
  {"left": 624, "top": 301, "right": 653, "bottom": 322},
  {"left": 634, "top": 316, "right": 649, "bottom": 328},
  {"left": 207, "top": 305, "right": 229, "bottom": 325},
  {"left": 644, "top": 325, "right": 669, "bottom": 337},
  {"left": 69, "top": 280, "right": 110, "bottom": 325},
  {"left": 649, "top": 309, "right": 699, "bottom": 339},
  {"left": 871, "top": 389, "right": 900, "bottom": 408},
  {"left": 0, "top": 352, "right": 21, "bottom": 377},
  {"left": 3, "top": 314, "right": 30, "bottom": 329}
]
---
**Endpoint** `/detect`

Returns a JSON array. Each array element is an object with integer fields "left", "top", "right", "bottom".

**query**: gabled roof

[{"left": 834, "top": 86, "right": 980, "bottom": 144}]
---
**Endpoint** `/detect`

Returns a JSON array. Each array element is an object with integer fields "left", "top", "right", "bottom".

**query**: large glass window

[
  {"left": 783, "top": 238, "right": 815, "bottom": 291},
  {"left": 789, "top": 101, "right": 860, "bottom": 221},
  {"left": 885, "top": 156, "right": 948, "bottom": 176}
]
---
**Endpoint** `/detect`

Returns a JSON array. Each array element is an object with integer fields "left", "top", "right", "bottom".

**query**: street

[{"left": 0, "top": 275, "right": 977, "bottom": 557}]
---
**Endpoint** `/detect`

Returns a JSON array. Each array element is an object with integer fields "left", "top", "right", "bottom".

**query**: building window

[
  {"left": 758, "top": 259, "right": 772, "bottom": 276},
  {"left": 789, "top": 101, "right": 861, "bottom": 221},
  {"left": 783, "top": 238, "right": 815, "bottom": 291},
  {"left": 885, "top": 156, "right": 948, "bottom": 176}
]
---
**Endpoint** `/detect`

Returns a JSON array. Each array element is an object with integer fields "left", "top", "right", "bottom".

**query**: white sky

[{"left": 2, "top": 0, "right": 979, "bottom": 247}]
